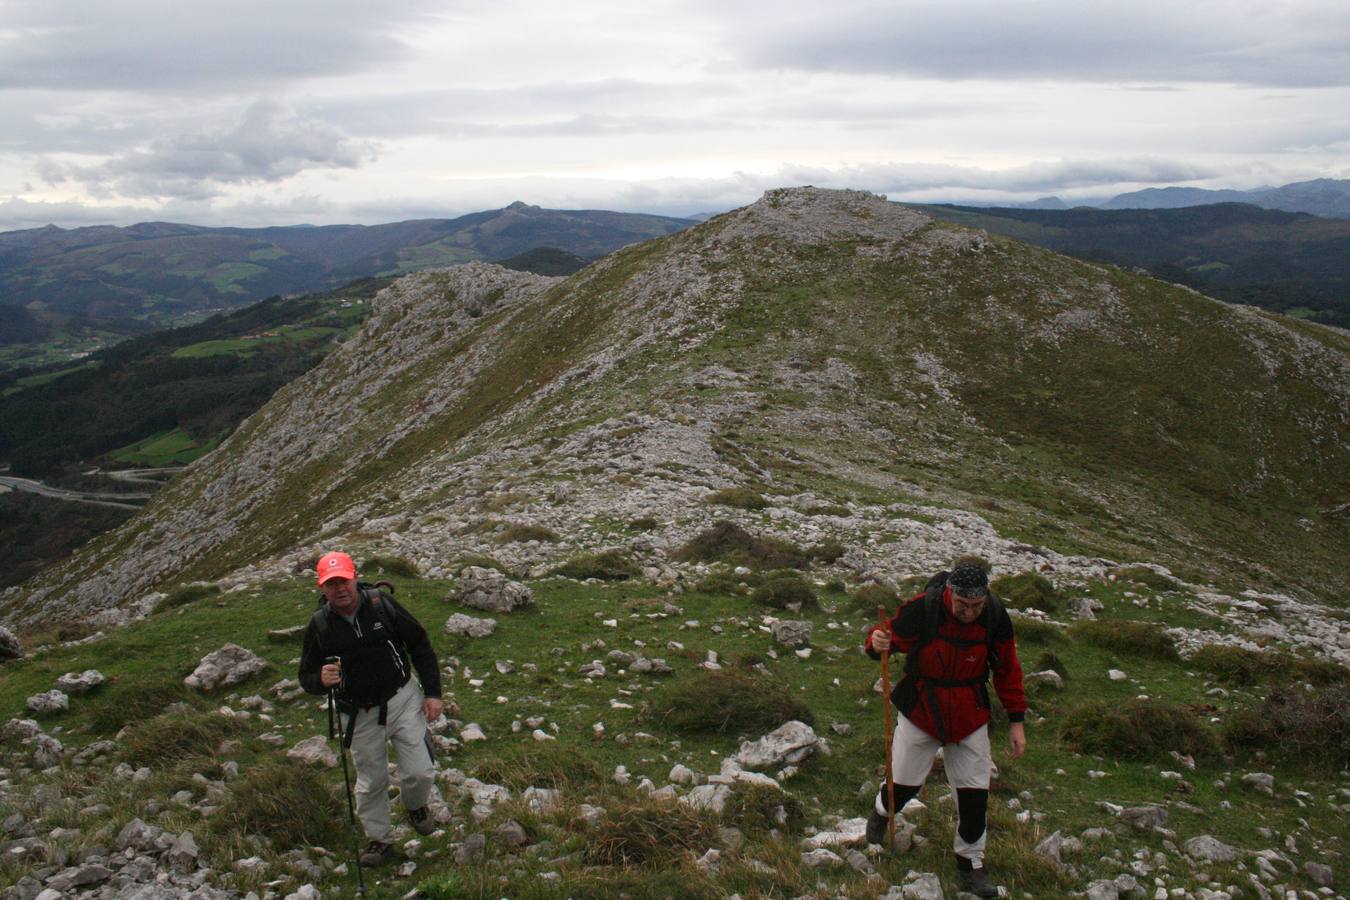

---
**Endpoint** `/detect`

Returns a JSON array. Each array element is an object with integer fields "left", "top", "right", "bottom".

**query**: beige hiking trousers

[{"left": 340, "top": 678, "right": 435, "bottom": 842}]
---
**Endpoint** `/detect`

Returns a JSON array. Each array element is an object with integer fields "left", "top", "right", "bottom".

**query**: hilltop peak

[{"left": 721, "top": 187, "right": 930, "bottom": 243}]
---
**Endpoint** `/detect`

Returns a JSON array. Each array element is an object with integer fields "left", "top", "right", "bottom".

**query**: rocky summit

[{"left": 3, "top": 187, "right": 1347, "bottom": 637}]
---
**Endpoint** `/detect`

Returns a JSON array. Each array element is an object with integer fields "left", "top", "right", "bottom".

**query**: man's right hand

[
  {"left": 320, "top": 662, "right": 342, "bottom": 688},
  {"left": 870, "top": 628, "right": 892, "bottom": 654}
]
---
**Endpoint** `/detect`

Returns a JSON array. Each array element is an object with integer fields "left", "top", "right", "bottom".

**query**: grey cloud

[
  {"left": 39, "top": 100, "right": 375, "bottom": 200},
  {"left": 0, "top": 0, "right": 441, "bottom": 92},
  {"left": 743, "top": 0, "right": 1350, "bottom": 87}
]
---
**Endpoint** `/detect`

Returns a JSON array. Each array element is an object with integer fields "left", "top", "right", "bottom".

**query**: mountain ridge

[{"left": 4, "top": 187, "right": 1346, "bottom": 633}]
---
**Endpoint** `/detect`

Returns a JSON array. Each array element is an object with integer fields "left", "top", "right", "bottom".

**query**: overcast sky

[{"left": 2, "top": 0, "right": 1348, "bottom": 230}]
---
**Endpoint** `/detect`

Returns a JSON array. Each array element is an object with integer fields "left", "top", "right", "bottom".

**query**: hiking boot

[
  {"left": 408, "top": 805, "right": 435, "bottom": 836},
  {"left": 865, "top": 810, "right": 890, "bottom": 846},
  {"left": 958, "top": 866, "right": 999, "bottom": 898},
  {"left": 359, "top": 840, "right": 394, "bottom": 867}
]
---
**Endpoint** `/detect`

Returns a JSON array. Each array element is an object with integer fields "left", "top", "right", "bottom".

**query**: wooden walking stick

[{"left": 877, "top": 606, "right": 897, "bottom": 849}]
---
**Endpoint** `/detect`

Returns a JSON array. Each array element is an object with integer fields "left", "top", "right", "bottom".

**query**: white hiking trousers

[
  {"left": 340, "top": 678, "right": 435, "bottom": 842},
  {"left": 874, "top": 715, "right": 992, "bottom": 865}
]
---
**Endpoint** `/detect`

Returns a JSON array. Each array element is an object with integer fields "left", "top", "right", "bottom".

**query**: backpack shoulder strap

[
  {"left": 358, "top": 583, "right": 399, "bottom": 635},
  {"left": 310, "top": 602, "right": 333, "bottom": 649},
  {"left": 983, "top": 594, "right": 1006, "bottom": 672},
  {"left": 904, "top": 572, "right": 949, "bottom": 673}
]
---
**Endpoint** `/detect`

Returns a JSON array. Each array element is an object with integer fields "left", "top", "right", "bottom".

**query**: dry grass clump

[
  {"left": 551, "top": 550, "right": 640, "bottom": 581},
  {"left": 648, "top": 667, "right": 814, "bottom": 735},
  {"left": 675, "top": 521, "right": 810, "bottom": 570},
  {"left": 210, "top": 757, "right": 344, "bottom": 853},
  {"left": 991, "top": 571, "right": 1060, "bottom": 613},
  {"left": 1191, "top": 645, "right": 1349, "bottom": 686},
  {"left": 495, "top": 523, "right": 560, "bottom": 544},
  {"left": 86, "top": 677, "right": 199, "bottom": 735},
  {"left": 1070, "top": 619, "right": 1180, "bottom": 661},
  {"left": 362, "top": 554, "right": 420, "bottom": 577},
  {"left": 1012, "top": 616, "right": 1064, "bottom": 644},
  {"left": 751, "top": 570, "right": 819, "bottom": 610},
  {"left": 846, "top": 582, "right": 899, "bottom": 617},
  {"left": 472, "top": 742, "right": 604, "bottom": 791},
  {"left": 707, "top": 486, "right": 770, "bottom": 510},
  {"left": 1115, "top": 565, "right": 1181, "bottom": 591},
  {"left": 584, "top": 793, "right": 718, "bottom": 868},
  {"left": 157, "top": 583, "right": 221, "bottom": 612},
  {"left": 1058, "top": 699, "right": 1219, "bottom": 761},
  {"left": 1224, "top": 684, "right": 1350, "bottom": 770},
  {"left": 120, "top": 711, "right": 245, "bottom": 766},
  {"left": 723, "top": 783, "right": 804, "bottom": 833}
]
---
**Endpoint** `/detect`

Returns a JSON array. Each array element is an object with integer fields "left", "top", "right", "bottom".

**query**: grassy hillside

[
  {"left": 913, "top": 203, "right": 1350, "bottom": 328},
  {"left": 0, "top": 563, "right": 1344, "bottom": 897}
]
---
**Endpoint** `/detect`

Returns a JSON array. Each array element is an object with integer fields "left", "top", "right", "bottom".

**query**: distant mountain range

[
  {"left": 0, "top": 202, "right": 694, "bottom": 349},
  {"left": 913, "top": 202, "right": 1350, "bottom": 328},
  {"left": 943, "top": 178, "right": 1350, "bottom": 219}
]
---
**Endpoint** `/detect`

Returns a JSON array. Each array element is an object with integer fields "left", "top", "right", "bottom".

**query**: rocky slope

[{"left": 4, "top": 188, "right": 1347, "bottom": 642}]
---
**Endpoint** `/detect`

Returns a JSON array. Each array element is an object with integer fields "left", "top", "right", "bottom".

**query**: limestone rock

[
  {"left": 0, "top": 625, "right": 22, "bottom": 661},
  {"left": 683, "top": 784, "right": 733, "bottom": 814},
  {"left": 1120, "top": 805, "right": 1168, "bottom": 829},
  {"left": 452, "top": 567, "right": 533, "bottom": 613},
  {"left": 1184, "top": 835, "right": 1240, "bottom": 862},
  {"left": 26, "top": 690, "right": 68, "bottom": 713},
  {"left": 1241, "top": 772, "right": 1275, "bottom": 795},
  {"left": 184, "top": 644, "right": 267, "bottom": 690},
  {"left": 801, "top": 817, "right": 868, "bottom": 849},
  {"left": 1025, "top": 669, "right": 1064, "bottom": 690},
  {"left": 56, "top": 669, "right": 106, "bottom": 693},
  {"left": 287, "top": 736, "right": 337, "bottom": 768},
  {"left": 801, "top": 848, "right": 843, "bottom": 868},
  {"left": 115, "top": 818, "right": 162, "bottom": 852},
  {"left": 900, "top": 871, "right": 945, "bottom": 899},
  {"left": 771, "top": 619, "right": 813, "bottom": 647},
  {"left": 735, "top": 720, "right": 823, "bottom": 769},
  {"left": 631, "top": 656, "right": 673, "bottom": 674},
  {"left": 443, "top": 613, "right": 497, "bottom": 637}
]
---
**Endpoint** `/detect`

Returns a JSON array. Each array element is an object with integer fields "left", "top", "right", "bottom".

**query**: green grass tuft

[
  {"left": 707, "top": 487, "right": 769, "bottom": 510},
  {"left": 750, "top": 570, "right": 819, "bottom": 610},
  {"left": 495, "top": 523, "right": 561, "bottom": 544},
  {"left": 583, "top": 793, "right": 719, "bottom": 869},
  {"left": 1058, "top": 699, "right": 1219, "bottom": 761},
  {"left": 1223, "top": 684, "right": 1350, "bottom": 770},
  {"left": 551, "top": 550, "right": 640, "bottom": 581},
  {"left": 363, "top": 554, "right": 420, "bottom": 577},
  {"left": 1070, "top": 618, "right": 1180, "bottom": 660},
  {"left": 472, "top": 742, "right": 605, "bottom": 790},
  {"left": 991, "top": 571, "right": 1060, "bottom": 612},
  {"left": 675, "top": 521, "right": 810, "bottom": 570},
  {"left": 1115, "top": 565, "right": 1181, "bottom": 591},
  {"left": 210, "top": 757, "right": 345, "bottom": 853},
  {"left": 120, "top": 711, "right": 246, "bottom": 766},
  {"left": 648, "top": 666, "right": 815, "bottom": 735},
  {"left": 1191, "top": 645, "right": 1349, "bottom": 686}
]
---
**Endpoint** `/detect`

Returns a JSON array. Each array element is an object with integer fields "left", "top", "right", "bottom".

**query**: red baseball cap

[{"left": 317, "top": 551, "right": 357, "bottom": 586}]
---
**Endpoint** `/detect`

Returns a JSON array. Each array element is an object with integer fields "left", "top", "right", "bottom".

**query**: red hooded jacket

[{"left": 866, "top": 585, "right": 1027, "bottom": 743}]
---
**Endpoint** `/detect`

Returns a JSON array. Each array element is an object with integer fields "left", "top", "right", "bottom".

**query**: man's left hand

[
  {"left": 1008, "top": 722, "right": 1027, "bottom": 759},
  {"left": 423, "top": 697, "right": 444, "bottom": 721}
]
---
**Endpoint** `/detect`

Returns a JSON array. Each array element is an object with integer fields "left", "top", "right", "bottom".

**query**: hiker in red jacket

[{"left": 863, "top": 562, "right": 1027, "bottom": 898}]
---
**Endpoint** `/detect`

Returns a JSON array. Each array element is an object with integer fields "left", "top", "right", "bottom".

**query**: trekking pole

[
  {"left": 877, "top": 607, "right": 897, "bottom": 849},
  {"left": 326, "top": 658, "right": 366, "bottom": 896}
]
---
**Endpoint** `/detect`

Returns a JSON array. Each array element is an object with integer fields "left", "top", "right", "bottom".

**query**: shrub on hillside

[
  {"left": 121, "top": 711, "right": 245, "bottom": 766},
  {"left": 1058, "top": 699, "right": 1218, "bottom": 761},
  {"left": 1035, "top": 652, "right": 1069, "bottom": 680},
  {"left": 807, "top": 539, "right": 846, "bottom": 564},
  {"left": 211, "top": 758, "right": 343, "bottom": 853},
  {"left": 1070, "top": 619, "right": 1180, "bottom": 661},
  {"left": 991, "top": 572, "right": 1060, "bottom": 613},
  {"left": 584, "top": 792, "right": 719, "bottom": 869},
  {"left": 552, "top": 550, "right": 640, "bottom": 581},
  {"left": 803, "top": 503, "right": 850, "bottom": 517},
  {"left": 473, "top": 742, "right": 604, "bottom": 791},
  {"left": 695, "top": 568, "right": 762, "bottom": 596},
  {"left": 1224, "top": 684, "right": 1350, "bottom": 770},
  {"left": 1192, "top": 645, "right": 1349, "bottom": 686},
  {"left": 628, "top": 516, "right": 658, "bottom": 531},
  {"left": 86, "top": 679, "right": 199, "bottom": 735},
  {"left": 847, "top": 582, "right": 900, "bottom": 618},
  {"left": 1012, "top": 616, "right": 1063, "bottom": 644},
  {"left": 752, "top": 571, "right": 819, "bottom": 610},
  {"left": 675, "top": 521, "right": 810, "bottom": 570},
  {"left": 951, "top": 555, "right": 992, "bottom": 573},
  {"left": 707, "top": 486, "right": 770, "bottom": 510},
  {"left": 158, "top": 583, "right": 221, "bottom": 612},
  {"left": 495, "top": 523, "right": 560, "bottom": 544},
  {"left": 724, "top": 783, "right": 805, "bottom": 833},
  {"left": 1115, "top": 565, "right": 1181, "bottom": 591},
  {"left": 363, "top": 555, "right": 420, "bottom": 577},
  {"left": 648, "top": 667, "right": 814, "bottom": 735}
]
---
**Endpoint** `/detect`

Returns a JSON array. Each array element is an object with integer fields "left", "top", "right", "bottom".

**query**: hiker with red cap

[
  {"left": 299, "top": 551, "right": 444, "bottom": 867},
  {"left": 863, "top": 561, "right": 1027, "bottom": 898}
]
